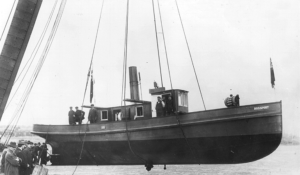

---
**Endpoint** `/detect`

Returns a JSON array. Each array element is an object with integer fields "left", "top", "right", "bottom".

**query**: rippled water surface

[{"left": 45, "top": 145, "right": 300, "bottom": 175}]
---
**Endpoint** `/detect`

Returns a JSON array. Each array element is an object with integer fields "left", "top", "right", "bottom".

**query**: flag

[
  {"left": 90, "top": 70, "right": 94, "bottom": 103},
  {"left": 270, "top": 58, "right": 275, "bottom": 88}
]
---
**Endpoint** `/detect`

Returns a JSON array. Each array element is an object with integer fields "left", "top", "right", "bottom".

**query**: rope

[
  {"left": 73, "top": 1, "right": 105, "bottom": 174},
  {"left": 175, "top": 0, "right": 206, "bottom": 110},
  {"left": 175, "top": 115, "right": 200, "bottom": 162},
  {"left": 151, "top": 0, "right": 164, "bottom": 88},
  {"left": 0, "top": 0, "right": 17, "bottom": 41},
  {"left": 120, "top": 0, "right": 147, "bottom": 164},
  {"left": 81, "top": 0, "right": 105, "bottom": 107},
  {"left": 3, "top": 0, "right": 58, "bottom": 113},
  {"left": 71, "top": 121, "right": 89, "bottom": 175},
  {"left": 1, "top": 0, "right": 62, "bottom": 144},
  {"left": 157, "top": 0, "right": 173, "bottom": 89}
]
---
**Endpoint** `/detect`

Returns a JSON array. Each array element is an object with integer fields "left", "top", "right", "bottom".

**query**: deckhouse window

[
  {"left": 101, "top": 110, "right": 108, "bottom": 121},
  {"left": 136, "top": 106, "right": 143, "bottom": 117},
  {"left": 178, "top": 92, "right": 188, "bottom": 107}
]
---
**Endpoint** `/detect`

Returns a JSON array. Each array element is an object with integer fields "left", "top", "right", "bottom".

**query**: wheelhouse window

[
  {"left": 136, "top": 106, "right": 143, "bottom": 117},
  {"left": 178, "top": 92, "right": 188, "bottom": 107},
  {"left": 101, "top": 110, "right": 108, "bottom": 121}
]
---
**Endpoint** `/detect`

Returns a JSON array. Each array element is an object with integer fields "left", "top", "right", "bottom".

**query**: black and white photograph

[{"left": 0, "top": 0, "right": 299, "bottom": 174}]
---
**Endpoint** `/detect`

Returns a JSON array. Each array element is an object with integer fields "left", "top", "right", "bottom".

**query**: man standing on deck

[
  {"left": 75, "top": 107, "right": 85, "bottom": 125},
  {"left": 88, "top": 104, "right": 99, "bottom": 123},
  {"left": 155, "top": 97, "right": 164, "bottom": 117},
  {"left": 68, "top": 107, "right": 75, "bottom": 125},
  {"left": 166, "top": 96, "right": 174, "bottom": 115}
]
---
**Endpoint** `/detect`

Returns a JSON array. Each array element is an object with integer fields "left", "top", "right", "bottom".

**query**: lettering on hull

[{"left": 254, "top": 106, "right": 269, "bottom": 110}]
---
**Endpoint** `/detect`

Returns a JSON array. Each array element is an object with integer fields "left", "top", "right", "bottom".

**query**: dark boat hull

[{"left": 32, "top": 101, "right": 282, "bottom": 166}]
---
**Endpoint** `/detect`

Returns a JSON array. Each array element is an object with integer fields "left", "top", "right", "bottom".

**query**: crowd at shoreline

[{"left": 0, "top": 140, "right": 50, "bottom": 175}]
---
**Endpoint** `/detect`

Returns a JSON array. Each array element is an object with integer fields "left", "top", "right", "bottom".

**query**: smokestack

[{"left": 129, "top": 66, "right": 140, "bottom": 100}]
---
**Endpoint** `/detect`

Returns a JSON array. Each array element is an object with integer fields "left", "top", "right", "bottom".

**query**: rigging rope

[
  {"left": 73, "top": 1, "right": 106, "bottom": 174},
  {"left": 81, "top": 0, "right": 105, "bottom": 107},
  {"left": 121, "top": 0, "right": 147, "bottom": 164},
  {"left": 157, "top": 0, "right": 173, "bottom": 89},
  {"left": 3, "top": 0, "right": 59, "bottom": 114},
  {"left": 151, "top": 0, "right": 164, "bottom": 88},
  {"left": 1, "top": 0, "right": 67, "bottom": 144},
  {"left": 175, "top": 0, "right": 206, "bottom": 110},
  {"left": 0, "top": 0, "right": 17, "bottom": 41}
]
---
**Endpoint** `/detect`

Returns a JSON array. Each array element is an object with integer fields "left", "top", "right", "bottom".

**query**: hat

[
  {"left": 75, "top": 106, "right": 78, "bottom": 109},
  {"left": 27, "top": 141, "right": 33, "bottom": 145},
  {"left": 8, "top": 142, "right": 17, "bottom": 148},
  {"left": 70, "top": 106, "right": 72, "bottom": 108},
  {"left": 157, "top": 96, "right": 161, "bottom": 98},
  {"left": 18, "top": 140, "right": 26, "bottom": 146},
  {"left": 91, "top": 104, "right": 94, "bottom": 106}
]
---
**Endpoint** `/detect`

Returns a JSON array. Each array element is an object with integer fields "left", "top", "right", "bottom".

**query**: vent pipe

[{"left": 129, "top": 66, "right": 140, "bottom": 100}]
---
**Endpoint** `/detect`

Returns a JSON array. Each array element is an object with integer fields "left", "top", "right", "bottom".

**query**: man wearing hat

[
  {"left": 155, "top": 96, "right": 165, "bottom": 117},
  {"left": 16, "top": 141, "right": 28, "bottom": 175},
  {"left": 39, "top": 143, "right": 49, "bottom": 165},
  {"left": 75, "top": 106, "right": 85, "bottom": 125},
  {"left": 88, "top": 104, "right": 99, "bottom": 124},
  {"left": 68, "top": 107, "right": 75, "bottom": 125},
  {"left": 4, "top": 142, "right": 20, "bottom": 175},
  {"left": 0, "top": 145, "right": 8, "bottom": 174},
  {"left": 22, "top": 141, "right": 34, "bottom": 175}
]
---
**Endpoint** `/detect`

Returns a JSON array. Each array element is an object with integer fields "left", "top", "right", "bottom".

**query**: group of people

[
  {"left": 68, "top": 106, "right": 85, "bottom": 125},
  {"left": 155, "top": 96, "right": 174, "bottom": 117},
  {"left": 68, "top": 105, "right": 99, "bottom": 125},
  {"left": 0, "top": 141, "right": 49, "bottom": 175}
]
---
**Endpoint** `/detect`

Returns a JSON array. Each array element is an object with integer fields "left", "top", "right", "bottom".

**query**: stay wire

[
  {"left": 175, "top": 0, "right": 206, "bottom": 110},
  {"left": 81, "top": 0, "right": 105, "bottom": 107},
  {"left": 151, "top": 0, "right": 164, "bottom": 88},
  {"left": 157, "top": 0, "right": 173, "bottom": 89},
  {"left": 0, "top": 0, "right": 17, "bottom": 41}
]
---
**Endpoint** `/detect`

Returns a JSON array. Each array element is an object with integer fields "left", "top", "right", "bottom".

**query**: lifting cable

[
  {"left": 151, "top": 0, "right": 164, "bottom": 88},
  {"left": 0, "top": 0, "right": 17, "bottom": 41},
  {"left": 172, "top": 0, "right": 202, "bottom": 163},
  {"left": 81, "top": 0, "right": 105, "bottom": 107},
  {"left": 156, "top": 0, "right": 173, "bottom": 89},
  {"left": 175, "top": 0, "right": 206, "bottom": 110},
  {"left": 1, "top": 0, "right": 66, "bottom": 145},
  {"left": 121, "top": 0, "right": 147, "bottom": 164},
  {"left": 73, "top": 1, "right": 106, "bottom": 174}
]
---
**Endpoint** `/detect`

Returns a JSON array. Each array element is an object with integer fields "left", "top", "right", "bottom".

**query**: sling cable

[
  {"left": 156, "top": 0, "right": 173, "bottom": 89},
  {"left": 120, "top": 0, "right": 150, "bottom": 171},
  {"left": 175, "top": 0, "right": 206, "bottom": 111},
  {"left": 72, "top": 0, "right": 106, "bottom": 174},
  {"left": 0, "top": 0, "right": 65, "bottom": 144},
  {"left": 174, "top": 0, "right": 203, "bottom": 163}
]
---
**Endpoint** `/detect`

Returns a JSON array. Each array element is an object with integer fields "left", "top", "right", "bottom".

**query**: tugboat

[
  {"left": 32, "top": 67, "right": 282, "bottom": 171},
  {"left": 0, "top": 0, "right": 282, "bottom": 171}
]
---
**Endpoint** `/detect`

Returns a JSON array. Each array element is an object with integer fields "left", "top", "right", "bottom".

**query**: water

[{"left": 45, "top": 145, "right": 299, "bottom": 175}]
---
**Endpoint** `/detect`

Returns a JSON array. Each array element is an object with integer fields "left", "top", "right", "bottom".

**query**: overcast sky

[{"left": 0, "top": 0, "right": 299, "bottom": 136}]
